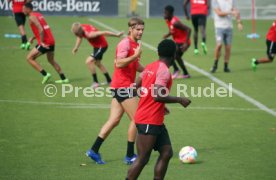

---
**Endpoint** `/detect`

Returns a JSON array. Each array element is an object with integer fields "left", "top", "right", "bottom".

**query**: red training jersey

[
  {"left": 135, "top": 60, "right": 172, "bottom": 125},
  {"left": 190, "top": 0, "right": 208, "bottom": 15},
  {"left": 29, "top": 12, "right": 55, "bottom": 46},
  {"left": 11, "top": 0, "right": 26, "bottom": 13},
  {"left": 266, "top": 20, "right": 276, "bottom": 42},
  {"left": 166, "top": 16, "right": 190, "bottom": 44},
  {"left": 111, "top": 37, "right": 140, "bottom": 88},
  {"left": 81, "top": 24, "right": 108, "bottom": 48}
]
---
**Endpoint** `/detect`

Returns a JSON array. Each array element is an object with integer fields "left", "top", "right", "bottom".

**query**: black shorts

[
  {"left": 136, "top": 124, "right": 171, "bottom": 151},
  {"left": 14, "top": 12, "right": 26, "bottom": 26},
  {"left": 266, "top": 40, "right": 276, "bottom": 60},
  {"left": 91, "top": 46, "right": 108, "bottom": 60},
  {"left": 36, "top": 44, "right": 55, "bottom": 54},
  {"left": 191, "top": 14, "right": 207, "bottom": 32},
  {"left": 111, "top": 88, "right": 137, "bottom": 103}
]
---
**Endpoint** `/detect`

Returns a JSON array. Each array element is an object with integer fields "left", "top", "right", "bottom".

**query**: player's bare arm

[
  {"left": 29, "top": 16, "right": 47, "bottom": 48},
  {"left": 153, "top": 84, "right": 191, "bottom": 108},
  {"left": 163, "top": 32, "right": 171, "bottom": 39},
  {"left": 135, "top": 76, "right": 142, "bottom": 89},
  {"left": 72, "top": 36, "right": 82, "bottom": 54},
  {"left": 137, "top": 63, "right": 144, "bottom": 73},
  {"left": 115, "top": 44, "right": 142, "bottom": 68},
  {"left": 174, "top": 21, "right": 191, "bottom": 46},
  {"left": 86, "top": 31, "right": 124, "bottom": 39},
  {"left": 28, "top": 36, "right": 36, "bottom": 44},
  {"left": 214, "top": 8, "right": 235, "bottom": 17},
  {"left": 183, "top": 0, "right": 190, "bottom": 20},
  {"left": 232, "top": 8, "right": 243, "bottom": 31}
]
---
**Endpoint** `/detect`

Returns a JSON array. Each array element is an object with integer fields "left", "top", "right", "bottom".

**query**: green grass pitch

[{"left": 0, "top": 15, "right": 276, "bottom": 180}]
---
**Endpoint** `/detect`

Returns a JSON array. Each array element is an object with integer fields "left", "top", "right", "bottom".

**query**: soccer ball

[{"left": 179, "top": 146, "right": 197, "bottom": 164}]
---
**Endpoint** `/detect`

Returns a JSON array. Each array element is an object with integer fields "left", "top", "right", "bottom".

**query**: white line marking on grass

[
  {"left": 0, "top": 99, "right": 108, "bottom": 107},
  {"left": 89, "top": 18, "right": 276, "bottom": 117},
  {"left": 0, "top": 99, "right": 264, "bottom": 112}
]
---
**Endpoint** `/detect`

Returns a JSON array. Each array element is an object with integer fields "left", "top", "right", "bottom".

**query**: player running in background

[
  {"left": 184, "top": 0, "right": 209, "bottom": 55},
  {"left": 23, "top": 3, "right": 69, "bottom": 84},
  {"left": 251, "top": 20, "right": 276, "bottom": 77},
  {"left": 163, "top": 5, "right": 192, "bottom": 79},
  {"left": 86, "top": 17, "right": 144, "bottom": 165},
  {"left": 210, "top": 0, "right": 243, "bottom": 73},
  {"left": 71, "top": 22, "right": 124, "bottom": 88},
  {"left": 126, "top": 39, "right": 191, "bottom": 180},
  {"left": 8, "top": 0, "right": 32, "bottom": 50}
]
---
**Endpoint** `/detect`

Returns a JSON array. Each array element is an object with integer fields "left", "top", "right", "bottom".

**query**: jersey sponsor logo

[
  {"left": 192, "top": 0, "right": 205, "bottom": 4},
  {"left": 13, "top": 0, "right": 25, "bottom": 2}
]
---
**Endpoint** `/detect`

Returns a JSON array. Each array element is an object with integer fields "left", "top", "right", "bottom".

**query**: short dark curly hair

[
  {"left": 24, "top": 2, "right": 33, "bottom": 10},
  {"left": 158, "top": 39, "right": 176, "bottom": 58},
  {"left": 164, "top": 5, "right": 174, "bottom": 14}
]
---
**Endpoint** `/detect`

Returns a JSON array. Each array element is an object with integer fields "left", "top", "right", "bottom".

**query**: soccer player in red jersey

[
  {"left": 184, "top": 0, "right": 210, "bottom": 55},
  {"left": 23, "top": 3, "right": 69, "bottom": 84},
  {"left": 8, "top": 0, "right": 32, "bottom": 50},
  {"left": 126, "top": 39, "right": 191, "bottom": 180},
  {"left": 163, "top": 5, "right": 192, "bottom": 79},
  {"left": 251, "top": 20, "right": 276, "bottom": 77},
  {"left": 86, "top": 18, "right": 145, "bottom": 165},
  {"left": 71, "top": 22, "right": 124, "bottom": 88}
]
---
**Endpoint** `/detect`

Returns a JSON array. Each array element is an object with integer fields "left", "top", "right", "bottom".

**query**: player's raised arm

[
  {"left": 86, "top": 31, "right": 124, "bottom": 39},
  {"left": 116, "top": 43, "right": 142, "bottom": 68}
]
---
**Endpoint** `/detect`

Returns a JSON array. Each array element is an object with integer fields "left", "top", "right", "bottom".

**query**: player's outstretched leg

[
  {"left": 88, "top": 98, "right": 124, "bottom": 164},
  {"left": 95, "top": 61, "right": 112, "bottom": 85},
  {"left": 26, "top": 47, "right": 51, "bottom": 84},
  {"left": 251, "top": 58, "right": 257, "bottom": 71},
  {"left": 126, "top": 134, "right": 156, "bottom": 179},
  {"left": 171, "top": 61, "right": 180, "bottom": 79},
  {"left": 86, "top": 57, "right": 99, "bottom": 88},
  {"left": 121, "top": 97, "right": 139, "bottom": 165},
  {"left": 175, "top": 56, "right": 190, "bottom": 78},
  {"left": 153, "top": 145, "right": 173, "bottom": 180},
  {"left": 210, "top": 44, "right": 222, "bottom": 73},
  {"left": 46, "top": 52, "right": 69, "bottom": 83}
]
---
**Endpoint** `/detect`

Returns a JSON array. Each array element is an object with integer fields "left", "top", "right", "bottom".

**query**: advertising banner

[{"left": 0, "top": 0, "right": 118, "bottom": 16}]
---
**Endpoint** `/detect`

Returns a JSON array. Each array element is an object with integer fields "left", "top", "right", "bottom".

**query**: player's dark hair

[
  {"left": 158, "top": 39, "right": 176, "bottom": 58},
  {"left": 24, "top": 2, "right": 33, "bottom": 10},
  {"left": 164, "top": 5, "right": 174, "bottom": 14},
  {"left": 128, "top": 17, "right": 144, "bottom": 28}
]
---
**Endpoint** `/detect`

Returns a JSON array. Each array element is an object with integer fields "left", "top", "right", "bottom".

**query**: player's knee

[
  {"left": 26, "top": 55, "right": 34, "bottom": 62},
  {"left": 85, "top": 57, "right": 94, "bottom": 65},
  {"left": 110, "top": 117, "right": 121, "bottom": 127},
  {"left": 216, "top": 44, "right": 222, "bottom": 51},
  {"left": 95, "top": 61, "right": 101, "bottom": 67},
  {"left": 137, "top": 156, "right": 150, "bottom": 166},
  {"left": 161, "top": 148, "right": 173, "bottom": 160}
]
